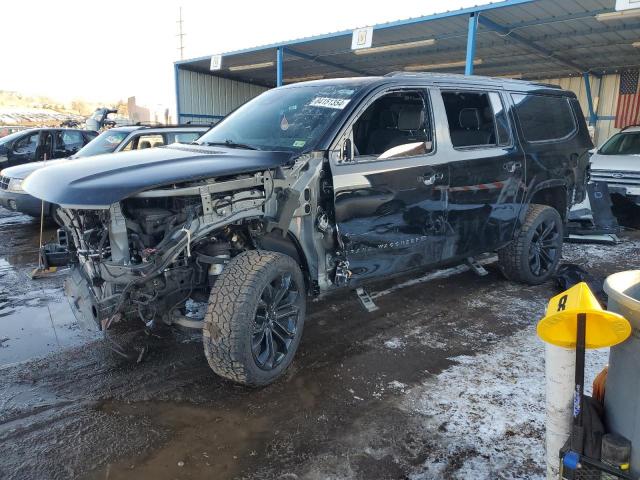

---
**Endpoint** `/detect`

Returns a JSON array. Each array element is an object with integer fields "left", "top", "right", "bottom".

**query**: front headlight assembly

[{"left": 7, "top": 178, "right": 24, "bottom": 193}]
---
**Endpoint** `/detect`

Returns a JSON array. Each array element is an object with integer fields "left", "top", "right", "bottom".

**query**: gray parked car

[{"left": 0, "top": 124, "right": 209, "bottom": 218}]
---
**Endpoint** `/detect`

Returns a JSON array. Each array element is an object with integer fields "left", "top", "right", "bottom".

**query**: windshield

[
  {"left": 599, "top": 132, "right": 640, "bottom": 155},
  {"left": 0, "top": 130, "right": 32, "bottom": 146},
  {"left": 197, "top": 84, "right": 364, "bottom": 152},
  {"left": 74, "top": 130, "right": 129, "bottom": 158}
]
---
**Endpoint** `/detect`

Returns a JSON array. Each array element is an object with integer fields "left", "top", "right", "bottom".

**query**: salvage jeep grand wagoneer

[{"left": 23, "top": 73, "right": 592, "bottom": 386}]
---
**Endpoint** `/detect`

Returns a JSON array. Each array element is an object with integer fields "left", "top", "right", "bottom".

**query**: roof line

[
  {"left": 174, "top": 0, "right": 534, "bottom": 66},
  {"left": 477, "top": 14, "right": 586, "bottom": 74},
  {"left": 283, "top": 47, "right": 372, "bottom": 76}
]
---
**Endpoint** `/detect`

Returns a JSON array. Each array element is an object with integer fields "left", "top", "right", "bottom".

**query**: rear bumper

[{"left": 0, "top": 189, "right": 50, "bottom": 217}]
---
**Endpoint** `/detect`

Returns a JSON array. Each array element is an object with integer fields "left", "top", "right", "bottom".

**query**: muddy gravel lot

[{"left": 0, "top": 205, "right": 639, "bottom": 480}]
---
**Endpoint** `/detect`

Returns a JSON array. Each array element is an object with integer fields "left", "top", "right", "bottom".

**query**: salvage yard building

[{"left": 174, "top": 0, "right": 640, "bottom": 145}]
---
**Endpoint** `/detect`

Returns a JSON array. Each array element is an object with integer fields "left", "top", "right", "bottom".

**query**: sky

[{"left": 0, "top": 0, "right": 495, "bottom": 110}]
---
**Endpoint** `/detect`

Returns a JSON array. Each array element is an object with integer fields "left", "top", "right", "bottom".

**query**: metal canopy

[{"left": 176, "top": 0, "right": 640, "bottom": 88}]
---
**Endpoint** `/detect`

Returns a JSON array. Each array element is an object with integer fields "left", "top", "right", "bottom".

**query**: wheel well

[
  {"left": 256, "top": 230, "right": 307, "bottom": 272},
  {"left": 255, "top": 230, "right": 313, "bottom": 293},
  {"left": 530, "top": 186, "right": 567, "bottom": 221}
]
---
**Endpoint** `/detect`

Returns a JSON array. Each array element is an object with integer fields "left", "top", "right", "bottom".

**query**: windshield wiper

[{"left": 201, "top": 139, "right": 258, "bottom": 150}]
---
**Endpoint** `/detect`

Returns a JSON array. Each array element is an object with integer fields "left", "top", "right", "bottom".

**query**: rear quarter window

[{"left": 511, "top": 93, "right": 576, "bottom": 142}]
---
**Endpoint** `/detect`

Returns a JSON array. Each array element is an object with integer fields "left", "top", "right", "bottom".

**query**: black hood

[{"left": 23, "top": 144, "right": 292, "bottom": 208}]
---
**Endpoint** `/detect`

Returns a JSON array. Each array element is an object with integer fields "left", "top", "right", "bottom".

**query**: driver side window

[{"left": 352, "top": 90, "right": 433, "bottom": 160}]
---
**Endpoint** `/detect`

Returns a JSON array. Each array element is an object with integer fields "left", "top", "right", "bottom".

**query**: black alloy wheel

[
  {"left": 528, "top": 217, "right": 561, "bottom": 277},
  {"left": 498, "top": 204, "right": 563, "bottom": 285},
  {"left": 251, "top": 272, "right": 301, "bottom": 370}
]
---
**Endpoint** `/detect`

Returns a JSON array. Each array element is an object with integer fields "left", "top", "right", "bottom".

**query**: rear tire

[
  {"left": 203, "top": 250, "right": 306, "bottom": 387},
  {"left": 498, "top": 204, "right": 563, "bottom": 285}
]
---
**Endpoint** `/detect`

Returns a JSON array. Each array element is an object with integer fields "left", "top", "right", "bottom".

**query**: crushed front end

[{"left": 59, "top": 171, "right": 277, "bottom": 332}]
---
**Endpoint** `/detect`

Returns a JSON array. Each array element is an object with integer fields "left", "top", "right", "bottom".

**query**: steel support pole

[
  {"left": 465, "top": 13, "right": 479, "bottom": 76},
  {"left": 276, "top": 47, "right": 284, "bottom": 87},
  {"left": 174, "top": 64, "right": 181, "bottom": 123},
  {"left": 583, "top": 72, "right": 597, "bottom": 126}
]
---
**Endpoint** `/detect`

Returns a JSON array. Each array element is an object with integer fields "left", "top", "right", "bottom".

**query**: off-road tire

[
  {"left": 498, "top": 204, "right": 563, "bottom": 285},
  {"left": 203, "top": 250, "right": 306, "bottom": 386}
]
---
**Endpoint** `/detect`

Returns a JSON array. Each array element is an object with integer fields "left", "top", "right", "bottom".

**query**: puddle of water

[
  {"left": 0, "top": 207, "right": 59, "bottom": 268},
  {"left": 0, "top": 251, "right": 97, "bottom": 367},
  {"left": 0, "top": 206, "right": 34, "bottom": 227},
  {"left": 0, "top": 298, "right": 98, "bottom": 367}
]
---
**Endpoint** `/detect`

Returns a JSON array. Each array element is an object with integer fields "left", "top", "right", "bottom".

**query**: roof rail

[
  {"left": 132, "top": 122, "right": 212, "bottom": 129},
  {"left": 383, "top": 70, "right": 562, "bottom": 89}
]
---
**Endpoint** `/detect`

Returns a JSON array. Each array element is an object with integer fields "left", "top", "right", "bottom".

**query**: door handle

[
  {"left": 419, "top": 172, "right": 444, "bottom": 186},
  {"left": 503, "top": 161, "right": 522, "bottom": 173}
]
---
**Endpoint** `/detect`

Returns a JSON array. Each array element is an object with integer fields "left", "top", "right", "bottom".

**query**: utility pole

[{"left": 176, "top": 6, "right": 185, "bottom": 60}]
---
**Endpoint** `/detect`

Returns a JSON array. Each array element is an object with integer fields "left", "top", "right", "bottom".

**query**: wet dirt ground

[{"left": 0, "top": 205, "right": 639, "bottom": 480}]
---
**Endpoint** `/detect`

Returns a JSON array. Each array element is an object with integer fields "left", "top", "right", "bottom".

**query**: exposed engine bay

[{"left": 59, "top": 153, "right": 336, "bottom": 339}]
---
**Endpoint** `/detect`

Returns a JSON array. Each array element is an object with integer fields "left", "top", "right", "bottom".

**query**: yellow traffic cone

[{"left": 538, "top": 282, "right": 631, "bottom": 349}]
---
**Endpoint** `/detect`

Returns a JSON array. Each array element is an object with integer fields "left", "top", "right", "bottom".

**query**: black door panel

[
  {"left": 446, "top": 147, "right": 525, "bottom": 257},
  {"left": 440, "top": 90, "right": 526, "bottom": 259},
  {"left": 333, "top": 161, "right": 449, "bottom": 282},
  {"left": 331, "top": 88, "right": 450, "bottom": 283}
]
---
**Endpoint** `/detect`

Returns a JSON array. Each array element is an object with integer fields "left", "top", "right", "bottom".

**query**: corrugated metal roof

[{"left": 177, "top": 0, "right": 640, "bottom": 86}]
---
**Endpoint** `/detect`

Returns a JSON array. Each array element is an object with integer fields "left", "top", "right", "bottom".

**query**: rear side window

[
  {"left": 171, "top": 132, "right": 202, "bottom": 144},
  {"left": 441, "top": 91, "right": 509, "bottom": 149},
  {"left": 122, "top": 134, "right": 165, "bottom": 151},
  {"left": 489, "top": 92, "right": 511, "bottom": 146},
  {"left": 57, "top": 130, "right": 84, "bottom": 150},
  {"left": 511, "top": 94, "right": 576, "bottom": 142}
]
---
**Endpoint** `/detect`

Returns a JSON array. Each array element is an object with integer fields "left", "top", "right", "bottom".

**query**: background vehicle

[
  {"left": 0, "top": 125, "right": 208, "bottom": 218},
  {"left": 23, "top": 74, "right": 591, "bottom": 386},
  {"left": 0, "top": 127, "right": 97, "bottom": 168},
  {"left": 590, "top": 126, "right": 640, "bottom": 207}
]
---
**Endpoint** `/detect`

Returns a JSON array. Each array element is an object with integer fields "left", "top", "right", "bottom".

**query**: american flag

[{"left": 615, "top": 70, "right": 640, "bottom": 129}]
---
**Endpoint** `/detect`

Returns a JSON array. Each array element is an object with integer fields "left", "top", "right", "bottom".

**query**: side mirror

[
  {"left": 588, "top": 148, "right": 597, "bottom": 155},
  {"left": 342, "top": 138, "right": 353, "bottom": 162}
]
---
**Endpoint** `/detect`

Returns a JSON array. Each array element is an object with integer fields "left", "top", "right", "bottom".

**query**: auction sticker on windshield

[{"left": 309, "top": 97, "right": 351, "bottom": 109}]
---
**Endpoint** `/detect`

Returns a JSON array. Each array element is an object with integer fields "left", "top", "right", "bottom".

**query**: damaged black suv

[{"left": 24, "top": 73, "right": 592, "bottom": 386}]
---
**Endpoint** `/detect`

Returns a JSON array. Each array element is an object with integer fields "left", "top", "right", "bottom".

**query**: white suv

[{"left": 590, "top": 126, "right": 640, "bottom": 206}]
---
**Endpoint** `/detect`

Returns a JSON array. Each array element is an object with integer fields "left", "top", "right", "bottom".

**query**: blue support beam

[
  {"left": 276, "top": 47, "right": 284, "bottom": 87},
  {"left": 583, "top": 72, "right": 598, "bottom": 126},
  {"left": 465, "top": 13, "right": 479, "bottom": 76},
  {"left": 477, "top": 15, "right": 585, "bottom": 74}
]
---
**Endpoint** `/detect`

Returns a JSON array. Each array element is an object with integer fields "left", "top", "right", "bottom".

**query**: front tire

[
  {"left": 498, "top": 204, "right": 563, "bottom": 285},
  {"left": 203, "top": 250, "right": 306, "bottom": 386}
]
